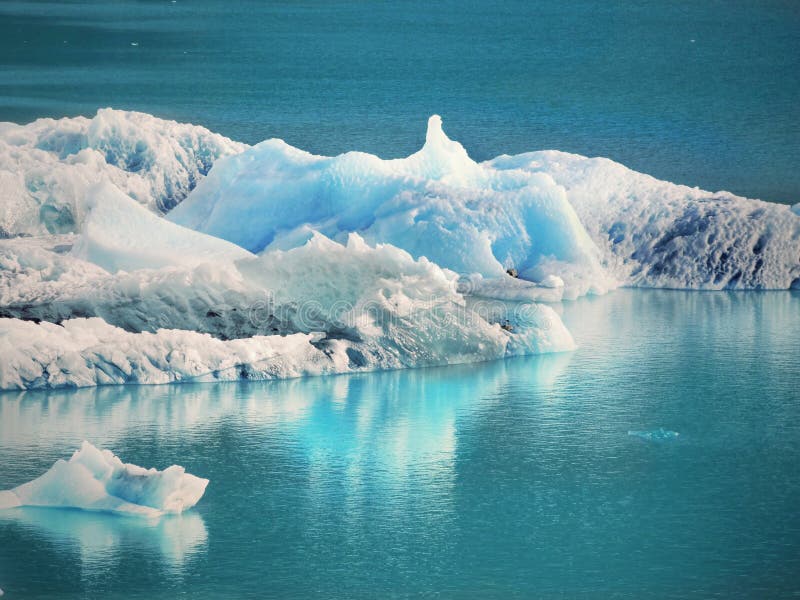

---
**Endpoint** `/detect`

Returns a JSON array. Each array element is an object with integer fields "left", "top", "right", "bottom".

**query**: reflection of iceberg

[
  {"left": 0, "top": 507, "right": 207, "bottom": 572},
  {"left": 0, "top": 441, "right": 208, "bottom": 517}
]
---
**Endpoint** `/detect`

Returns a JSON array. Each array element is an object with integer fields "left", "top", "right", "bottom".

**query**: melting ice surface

[
  {"left": 0, "top": 109, "right": 798, "bottom": 389},
  {"left": 0, "top": 441, "right": 208, "bottom": 517}
]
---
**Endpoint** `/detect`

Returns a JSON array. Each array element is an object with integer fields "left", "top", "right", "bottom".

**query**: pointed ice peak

[
  {"left": 406, "top": 115, "right": 481, "bottom": 182},
  {"left": 425, "top": 114, "right": 445, "bottom": 144}
]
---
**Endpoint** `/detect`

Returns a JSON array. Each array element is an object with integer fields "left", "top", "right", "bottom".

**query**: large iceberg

[
  {"left": 169, "top": 114, "right": 800, "bottom": 292},
  {"left": 0, "top": 229, "right": 572, "bottom": 389},
  {"left": 0, "top": 441, "right": 208, "bottom": 517},
  {"left": 0, "top": 109, "right": 797, "bottom": 389}
]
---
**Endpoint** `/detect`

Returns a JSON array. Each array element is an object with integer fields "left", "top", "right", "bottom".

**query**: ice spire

[{"left": 406, "top": 115, "right": 481, "bottom": 182}]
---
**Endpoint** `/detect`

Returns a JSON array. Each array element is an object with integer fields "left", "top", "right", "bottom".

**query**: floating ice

[
  {"left": 0, "top": 110, "right": 797, "bottom": 390},
  {"left": 170, "top": 114, "right": 800, "bottom": 292},
  {"left": 494, "top": 151, "right": 800, "bottom": 290},
  {"left": 169, "top": 115, "right": 613, "bottom": 299},
  {"left": 0, "top": 441, "right": 208, "bottom": 517},
  {"left": 0, "top": 108, "right": 245, "bottom": 237},
  {"left": 628, "top": 428, "right": 680, "bottom": 441},
  {"left": 0, "top": 232, "right": 574, "bottom": 389}
]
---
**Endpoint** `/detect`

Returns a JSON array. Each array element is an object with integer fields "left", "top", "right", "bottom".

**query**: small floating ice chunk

[
  {"left": 628, "top": 428, "right": 680, "bottom": 441},
  {"left": 0, "top": 441, "right": 208, "bottom": 517},
  {"left": 791, "top": 203, "right": 800, "bottom": 216}
]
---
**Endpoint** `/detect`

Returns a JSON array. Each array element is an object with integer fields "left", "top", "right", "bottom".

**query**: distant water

[
  {"left": 1, "top": 289, "right": 798, "bottom": 598},
  {"left": 0, "top": 1, "right": 799, "bottom": 204}
]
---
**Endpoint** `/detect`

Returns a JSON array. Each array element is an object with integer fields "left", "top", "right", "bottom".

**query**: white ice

[
  {"left": 0, "top": 441, "right": 208, "bottom": 517},
  {"left": 0, "top": 108, "right": 245, "bottom": 237},
  {"left": 0, "top": 227, "right": 573, "bottom": 389},
  {"left": 169, "top": 115, "right": 612, "bottom": 299},
  {"left": 0, "top": 110, "right": 797, "bottom": 390}
]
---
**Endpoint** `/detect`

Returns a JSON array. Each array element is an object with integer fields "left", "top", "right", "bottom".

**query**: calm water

[
  {"left": 0, "top": 289, "right": 798, "bottom": 598},
  {"left": 1, "top": 1, "right": 799, "bottom": 204}
]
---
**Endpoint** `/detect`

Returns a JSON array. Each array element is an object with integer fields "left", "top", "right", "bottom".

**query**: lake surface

[
  {"left": 1, "top": 1, "right": 799, "bottom": 204},
  {"left": 1, "top": 289, "right": 798, "bottom": 598}
]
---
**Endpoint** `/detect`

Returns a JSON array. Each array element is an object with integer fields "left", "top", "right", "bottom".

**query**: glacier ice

[
  {"left": 0, "top": 441, "right": 208, "bottom": 517},
  {"left": 168, "top": 115, "right": 613, "bottom": 299},
  {"left": 0, "top": 109, "right": 798, "bottom": 390},
  {"left": 491, "top": 151, "right": 800, "bottom": 290},
  {"left": 169, "top": 114, "right": 800, "bottom": 292},
  {"left": 72, "top": 180, "right": 253, "bottom": 273},
  {"left": 0, "top": 229, "right": 574, "bottom": 389},
  {"left": 0, "top": 108, "right": 246, "bottom": 237}
]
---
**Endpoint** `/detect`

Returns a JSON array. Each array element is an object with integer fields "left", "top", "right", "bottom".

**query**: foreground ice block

[{"left": 0, "top": 441, "right": 208, "bottom": 517}]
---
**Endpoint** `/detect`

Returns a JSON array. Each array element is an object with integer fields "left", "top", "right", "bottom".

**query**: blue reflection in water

[{"left": 0, "top": 290, "right": 799, "bottom": 598}]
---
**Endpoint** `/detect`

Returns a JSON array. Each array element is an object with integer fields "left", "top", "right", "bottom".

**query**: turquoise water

[
  {"left": 1, "top": 289, "right": 798, "bottom": 598},
  {"left": 1, "top": 1, "right": 799, "bottom": 204}
]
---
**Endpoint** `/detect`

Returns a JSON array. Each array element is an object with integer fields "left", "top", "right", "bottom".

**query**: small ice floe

[
  {"left": 0, "top": 441, "right": 208, "bottom": 517},
  {"left": 130, "top": 42, "right": 139, "bottom": 46},
  {"left": 628, "top": 428, "right": 680, "bottom": 442}
]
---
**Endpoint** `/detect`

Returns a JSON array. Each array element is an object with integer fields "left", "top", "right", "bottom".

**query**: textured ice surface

[
  {"left": 0, "top": 110, "right": 797, "bottom": 389},
  {"left": 0, "top": 441, "right": 208, "bottom": 517},
  {"left": 491, "top": 151, "right": 800, "bottom": 290},
  {"left": 0, "top": 109, "right": 245, "bottom": 237},
  {"left": 170, "top": 114, "right": 800, "bottom": 292},
  {"left": 0, "top": 183, "right": 573, "bottom": 390},
  {"left": 0, "top": 231, "right": 573, "bottom": 389},
  {"left": 169, "top": 116, "right": 613, "bottom": 299}
]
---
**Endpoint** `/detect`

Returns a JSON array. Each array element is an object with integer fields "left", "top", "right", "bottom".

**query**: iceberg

[
  {"left": 0, "top": 108, "right": 246, "bottom": 237},
  {"left": 492, "top": 151, "right": 800, "bottom": 290},
  {"left": 0, "top": 233, "right": 573, "bottom": 389},
  {"left": 0, "top": 109, "right": 797, "bottom": 389},
  {"left": 0, "top": 441, "right": 208, "bottom": 517},
  {"left": 169, "top": 114, "right": 800, "bottom": 292},
  {"left": 168, "top": 115, "right": 614, "bottom": 299}
]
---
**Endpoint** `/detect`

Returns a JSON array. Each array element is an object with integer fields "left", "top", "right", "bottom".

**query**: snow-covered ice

[{"left": 0, "top": 441, "right": 208, "bottom": 517}]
